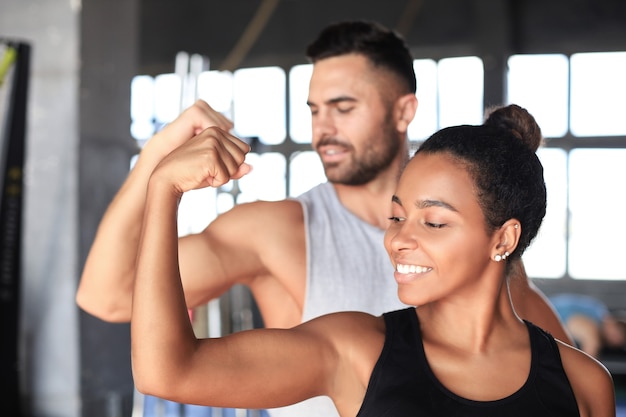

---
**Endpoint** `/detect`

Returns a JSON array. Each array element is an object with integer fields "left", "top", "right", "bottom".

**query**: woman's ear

[
  {"left": 491, "top": 220, "right": 521, "bottom": 262},
  {"left": 395, "top": 93, "right": 418, "bottom": 133}
]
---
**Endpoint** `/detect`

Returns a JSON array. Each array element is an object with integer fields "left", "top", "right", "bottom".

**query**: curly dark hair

[{"left": 415, "top": 104, "right": 547, "bottom": 258}]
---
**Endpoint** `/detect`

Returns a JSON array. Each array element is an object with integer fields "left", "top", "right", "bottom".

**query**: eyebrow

[
  {"left": 391, "top": 195, "right": 458, "bottom": 212},
  {"left": 307, "top": 96, "right": 357, "bottom": 107}
]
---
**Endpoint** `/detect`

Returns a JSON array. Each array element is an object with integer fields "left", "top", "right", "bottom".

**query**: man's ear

[{"left": 395, "top": 93, "right": 418, "bottom": 133}]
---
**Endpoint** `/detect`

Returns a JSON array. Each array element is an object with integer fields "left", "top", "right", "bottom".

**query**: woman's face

[{"left": 383, "top": 152, "right": 498, "bottom": 307}]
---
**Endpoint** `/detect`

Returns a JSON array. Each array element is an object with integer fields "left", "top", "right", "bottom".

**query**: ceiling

[{"left": 137, "top": 0, "right": 626, "bottom": 75}]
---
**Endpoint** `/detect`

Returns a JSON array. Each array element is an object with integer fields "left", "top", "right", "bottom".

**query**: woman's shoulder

[{"left": 307, "top": 311, "right": 387, "bottom": 338}]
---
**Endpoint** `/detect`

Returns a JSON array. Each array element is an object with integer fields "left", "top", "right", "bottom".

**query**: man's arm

[
  {"left": 76, "top": 100, "right": 239, "bottom": 322},
  {"left": 508, "top": 259, "right": 575, "bottom": 345}
]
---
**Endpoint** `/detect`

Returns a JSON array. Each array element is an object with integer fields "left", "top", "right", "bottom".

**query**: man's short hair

[{"left": 306, "top": 20, "right": 417, "bottom": 94}]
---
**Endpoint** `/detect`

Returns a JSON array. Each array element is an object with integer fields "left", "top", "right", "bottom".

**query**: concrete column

[
  {"left": 0, "top": 0, "right": 80, "bottom": 416},
  {"left": 79, "top": 1, "right": 140, "bottom": 416}
]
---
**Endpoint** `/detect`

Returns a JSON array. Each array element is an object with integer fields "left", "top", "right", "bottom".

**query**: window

[
  {"left": 570, "top": 52, "right": 626, "bottom": 137},
  {"left": 289, "top": 64, "right": 314, "bottom": 144},
  {"left": 409, "top": 59, "right": 438, "bottom": 141},
  {"left": 506, "top": 52, "right": 626, "bottom": 280},
  {"left": 569, "top": 149, "right": 626, "bottom": 279},
  {"left": 233, "top": 66, "right": 286, "bottom": 144},
  {"left": 507, "top": 54, "right": 569, "bottom": 138},
  {"left": 437, "top": 56, "right": 484, "bottom": 128},
  {"left": 522, "top": 148, "right": 568, "bottom": 278},
  {"left": 131, "top": 51, "right": 626, "bottom": 281}
]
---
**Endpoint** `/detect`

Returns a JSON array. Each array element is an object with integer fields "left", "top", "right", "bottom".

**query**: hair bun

[{"left": 484, "top": 104, "right": 543, "bottom": 152}]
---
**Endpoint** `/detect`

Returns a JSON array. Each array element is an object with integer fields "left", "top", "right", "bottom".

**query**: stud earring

[
  {"left": 514, "top": 224, "right": 519, "bottom": 229},
  {"left": 494, "top": 251, "right": 510, "bottom": 262}
]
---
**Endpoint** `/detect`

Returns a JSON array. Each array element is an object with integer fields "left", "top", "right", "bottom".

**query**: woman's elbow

[{"left": 132, "top": 359, "right": 184, "bottom": 401}]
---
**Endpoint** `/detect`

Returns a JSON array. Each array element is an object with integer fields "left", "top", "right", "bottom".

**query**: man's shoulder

[
  {"left": 293, "top": 182, "right": 332, "bottom": 202},
  {"left": 221, "top": 198, "right": 304, "bottom": 228}
]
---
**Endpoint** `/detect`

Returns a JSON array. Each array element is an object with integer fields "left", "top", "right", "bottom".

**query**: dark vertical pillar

[
  {"left": 0, "top": 40, "right": 30, "bottom": 417},
  {"left": 473, "top": 0, "right": 513, "bottom": 109},
  {"left": 78, "top": 1, "right": 140, "bottom": 416}
]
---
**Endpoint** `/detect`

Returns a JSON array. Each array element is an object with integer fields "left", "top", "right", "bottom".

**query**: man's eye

[
  {"left": 388, "top": 216, "right": 404, "bottom": 223},
  {"left": 425, "top": 222, "right": 445, "bottom": 229},
  {"left": 337, "top": 106, "right": 354, "bottom": 114}
]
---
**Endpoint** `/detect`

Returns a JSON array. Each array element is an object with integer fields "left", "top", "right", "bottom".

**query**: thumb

[{"left": 231, "top": 163, "right": 253, "bottom": 180}]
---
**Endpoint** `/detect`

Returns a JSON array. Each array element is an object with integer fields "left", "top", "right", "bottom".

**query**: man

[{"left": 77, "top": 21, "right": 570, "bottom": 417}]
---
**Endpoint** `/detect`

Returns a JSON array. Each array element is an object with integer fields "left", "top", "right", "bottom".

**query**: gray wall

[
  {"left": 1, "top": 1, "right": 140, "bottom": 416},
  {"left": 0, "top": 0, "right": 79, "bottom": 416},
  {"left": 78, "top": 1, "right": 140, "bottom": 416}
]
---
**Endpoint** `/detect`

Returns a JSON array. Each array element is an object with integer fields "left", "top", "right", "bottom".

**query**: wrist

[{"left": 147, "top": 167, "right": 184, "bottom": 203}]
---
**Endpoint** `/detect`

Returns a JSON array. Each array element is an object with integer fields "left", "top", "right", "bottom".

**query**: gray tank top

[
  {"left": 266, "top": 182, "right": 406, "bottom": 417},
  {"left": 299, "top": 182, "right": 406, "bottom": 321}
]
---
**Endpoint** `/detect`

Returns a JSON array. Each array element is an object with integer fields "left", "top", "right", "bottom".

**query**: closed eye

[
  {"left": 336, "top": 106, "right": 354, "bottom": 114},
  {"left": 388, "top": 216, "right": 405, "bottom": 223},
  {"left": 425, "top": 222, "right": 446, "bottom": 229}
]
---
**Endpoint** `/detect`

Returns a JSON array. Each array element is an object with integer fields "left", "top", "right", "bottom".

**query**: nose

[
  {"left": 384, "top": 221, "right": 419, "bottom": 255},
  {"left": 311, "top": 109, "right": 336, "bottom": 143}
]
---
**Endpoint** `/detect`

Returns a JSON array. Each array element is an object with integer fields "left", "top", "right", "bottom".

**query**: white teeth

[{"left": 396, "top": 264, "right": 431, "bottom": 274}]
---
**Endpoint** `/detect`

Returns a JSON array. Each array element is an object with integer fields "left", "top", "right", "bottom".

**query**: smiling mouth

[
  {"left": 396, "top": 264, "right": 432, "bottom": 274},
  {"left": 318, "top": 144, "right": 348, "bottom": 155}
]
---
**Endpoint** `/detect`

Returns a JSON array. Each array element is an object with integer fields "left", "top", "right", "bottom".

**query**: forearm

[
  {"left": 77, "top": 100, "right": 238, "bottom": 321},
  {"left": 131, "top": 178, "right": 198, "bottom": 396},
  {"left": 76, "top": 142, "right": 169, "bottom": 322}
]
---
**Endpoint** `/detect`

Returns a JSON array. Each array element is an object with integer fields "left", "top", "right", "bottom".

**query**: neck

[
  {"left": 417, "top": 270, "right": 524, "bottom": 353},
  {"left": 332, "top": 141, "right": 409, "bottom": 230}
]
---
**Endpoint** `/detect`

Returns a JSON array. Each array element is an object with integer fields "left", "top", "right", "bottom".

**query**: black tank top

[{"left": 357, "top": 308, "right": 580, "bottom": 417}]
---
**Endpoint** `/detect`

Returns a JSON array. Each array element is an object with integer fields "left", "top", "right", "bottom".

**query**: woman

[{"left": 131, "top": 105, "right": 615, "bottom": 416}]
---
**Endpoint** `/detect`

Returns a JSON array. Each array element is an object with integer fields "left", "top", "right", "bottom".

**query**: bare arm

[
  {"left": 557, "top": 341, "right": 616, "bottom": 417},
  {"left": 130, "top": 151, "right": 380, "bottom": 410},
  {"left": 76, "top": 100, "right": 236, "bottom": 322}
]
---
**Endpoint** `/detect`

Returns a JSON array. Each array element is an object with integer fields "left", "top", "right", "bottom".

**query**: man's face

[{"left": 307, "top": 54, "right": 403, "bottom": 185}]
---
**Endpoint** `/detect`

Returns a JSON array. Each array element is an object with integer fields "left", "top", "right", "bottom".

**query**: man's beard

[{"left": 322, "top": 116, "right": 401, "bottom": 186}]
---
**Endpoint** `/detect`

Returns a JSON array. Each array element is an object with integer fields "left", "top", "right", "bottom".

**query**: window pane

[
  {"left": 237, "top": 152, "right": 286, "bottom": 202},
  {"left": 289, "top": 151, "right": 325, "bottom": 197},
  {"left": 154, "top": 73, "right": 183, "bottom": 124},
  {"left": 177, "top": 188, "right": 218, "bottom": 237},
  {"left": 196, "top": 70, "right": 234, "bottom": 117},
  {"left": 131, "top": 75, "right": 155, "bottom": 121},
  {"left": 437, "top": 56, "right": 484, "bottom": 128},
  {"left": 523, "top": 149, "right": 567, "bottom": 278},
  {"left": 216, "top": 192, "right": 235, "bottom": 215},
  {"left": 507, "top": 54, "right": 569, "bottom": 138},
  {"left": 569, "top": 149, "right": 626, "bottom": 279},
  {"left": 409, "top": 59, "right": 438, "bottom": 141},
  {"left": 233, "top": 67, "right": 286, "bottom": 144},
  {"left": 570, "top": 52, "right": 626, "bottom": 137},
  {"left": 130, "top": 75, "right": 156, "bottom": 143},
  {"left": 289, "top": 64, "right": 313, "bottom": 144}
]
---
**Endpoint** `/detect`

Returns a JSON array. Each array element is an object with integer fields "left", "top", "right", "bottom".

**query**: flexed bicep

[{"left": 135, "top": 323, "right": 338, "bottom": 410}]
